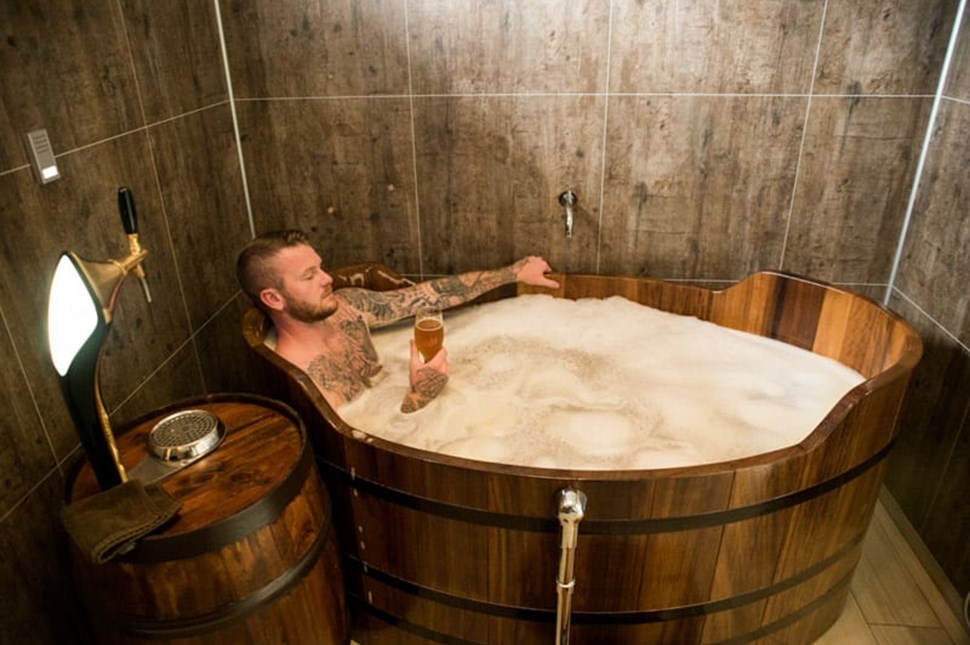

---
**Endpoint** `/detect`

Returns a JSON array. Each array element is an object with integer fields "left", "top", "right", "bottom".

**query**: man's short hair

[{"left": 236, "top": 229, "right": 311, "bottom": 309}]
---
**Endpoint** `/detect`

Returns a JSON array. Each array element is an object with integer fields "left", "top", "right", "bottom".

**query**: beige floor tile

[
  {"left": 815, "top": 592, "right": 878, "bottom": 644},
  {"left": 872, "top": 499, "right": 970, "bottom": 644},
  {"left": 852, "top": 514, "right": 942, "bottom": 628},
  {"left": 870, "top": 624, "right": 956, "bottom": 645}
]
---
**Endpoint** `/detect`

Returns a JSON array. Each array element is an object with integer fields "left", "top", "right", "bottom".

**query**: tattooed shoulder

[{"left": 306, "top": 354, "right": 365, "bottom": 406}]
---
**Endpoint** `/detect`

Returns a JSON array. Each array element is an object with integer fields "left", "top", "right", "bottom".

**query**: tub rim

[{"left": 242, "top": 268, "right": 922, "bottom": 483}]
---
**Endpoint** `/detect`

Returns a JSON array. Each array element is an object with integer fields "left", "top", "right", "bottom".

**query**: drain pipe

[{"left": 555, "top": 488, "right": 587, "bottom": 645}]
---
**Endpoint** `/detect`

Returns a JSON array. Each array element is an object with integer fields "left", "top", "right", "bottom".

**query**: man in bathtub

[{"left": 236, "top": 229, "right": 560, "bottom": 413}]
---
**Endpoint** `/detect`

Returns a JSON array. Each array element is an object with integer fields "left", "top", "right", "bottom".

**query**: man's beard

[{"left": 284, "top": 292, "right": 338, "bottom": 323}]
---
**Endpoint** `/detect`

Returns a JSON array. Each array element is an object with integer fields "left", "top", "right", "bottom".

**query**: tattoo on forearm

[
  {"left": 400, "top": 368, "right": 449, "bottom": 413},
  {"left": 345, "top": 266, "right": 518, "bottom": 329}
]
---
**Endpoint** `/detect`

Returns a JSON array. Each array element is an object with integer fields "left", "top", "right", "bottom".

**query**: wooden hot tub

[{"left": 242, "top": 265, "right": 921, "bottom": 644}]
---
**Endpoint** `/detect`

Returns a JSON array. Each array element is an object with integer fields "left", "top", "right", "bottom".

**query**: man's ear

[{"left": 259, "top": 288, "right": 285, "bottom": 312}]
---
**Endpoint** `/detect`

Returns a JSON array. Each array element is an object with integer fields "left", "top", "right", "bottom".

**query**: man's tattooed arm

[
  {"left": 400, "top": 366, "right": 449, "bottom": 413},
  {"left": 339, "top": 266, "right": 516, "bottom": 328}
]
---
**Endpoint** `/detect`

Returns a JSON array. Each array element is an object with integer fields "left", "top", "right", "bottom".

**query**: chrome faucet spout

[{"left": 559, "top": 190, "right": 577, "bottom": 238}]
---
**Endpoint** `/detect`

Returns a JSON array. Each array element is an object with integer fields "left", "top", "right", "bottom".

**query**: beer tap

[{"left": 118, "top": 187, "right": 152, "bottom": 304}]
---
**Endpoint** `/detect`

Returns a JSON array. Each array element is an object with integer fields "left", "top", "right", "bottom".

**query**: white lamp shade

[{"left": 48, "top": 254, "right": 99, "bottom": 376}]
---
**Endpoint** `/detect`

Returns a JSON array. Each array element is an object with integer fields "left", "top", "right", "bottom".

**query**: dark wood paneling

[
  {"left": 599, "top": 95, "right": 804, "bottom": 280},
  {"left": 784, "top": 97, "right": 931, "bottom": 284},
  {"left": 0, "top": 474, "right": 93, "bottom": 644},
  {"left": 219, "top": 0, "right": 409, "bottom": 98},
  {"left": 408, "top": 0, "right": 609, "bottom": 94},
  {"left": 815, "top": 0, "right": 958, "bottom": 95},
  {"left": 120, "top": 0, "right": 228, "bottom": 122},
  {"left": 194, "top": 292, "right": 262, "bottom": 396},
  {"left": 884, "top": 296, "right": 970, "bottom": 596},
  {"left": 610, "top": 0, "right": 822, "bottom": 94},
  {"left": 413, "top": 95, "right": 604, "bottom": 275},
  {"left": 0, "top": 310, "right": 53, "bottom": 516},
  {"left": 919, "top": 382, "right": 970, "bottom": 594},
  {"left": 0, "top": 135, "right": 191, "bottom": 460},
  {"left": 897, "top": 101, "right": 970, "bottom": 345},
  {"left": 110, "top": 340, "right": 206, "bottom": 429},
  {"left": 148, "top": 105, "right": 250, "bottom": 329},
  {"left": 0, "top": 0, "right": 142, "bottom": 171},
  {"left": 238, "top": 98, "right": 421, "bottom": 272}
]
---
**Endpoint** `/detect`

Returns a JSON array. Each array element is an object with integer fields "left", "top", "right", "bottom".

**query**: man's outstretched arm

[{"left": 339, "top": 256, "right": 559, "bottom": 328}]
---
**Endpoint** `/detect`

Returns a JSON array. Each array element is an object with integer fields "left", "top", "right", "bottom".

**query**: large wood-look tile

[
  {"left": 944, "top": 10, "right": 970, "bottom": 101},
  {"left": 238, "top": 98, "right": 420, "bottom": 272},
  {"left": 598, "top": 95, "right": 804, "bottom": 280},
  {"left": 219, "top": 0, "right": 409, "bottom": 98},
  {"left": 884, "top": 297, "right": 970, "bottom": 535},
  {"left": 874, "top": 496, "right": 970, "bottom": 644},
  {"left": 870, "top": 625, "right": 957, "bottom": 645},
  {"left": 407, "top": 0, "right": 609, "bottom": 94},
  {"left": 148, "top": 105, "right": 250, "bottom": 329},
  {"left": 610, "top": 0, "right": 822, "bottom": 94},
  {"left": 194, "top": 291, "right": 261, "bottom": 395},
  {"left": 918, "top": 402, "right": 970, "bottom": 604},
  {"left": 412, "top": 95, "right": 604, "bottom": 275},
  {"left": 784, "top": 97, "right": 931, "bottom": 284},
  {"left": 0, "top": 307, "right": 54, "bottom": 517},
  {"left": 815, "top": 0, "right": 957, "bottom": 95},
  {"left": 120, "top": 0, "right": 227, "bottom": 122},
  {"left": 0, "top": 135, "right": 191, "bottom": 461},
  {"left": 110, "top": 339, "right": 206, "bottom": 428},
  {"left": 0, "top": 473, "right": 92, "bottom": 644},
  {"left": 0, "top": 0, "right": 142, "bottom": 171},
  {"left": 896, "top": 101, "right": 970, "bottom": 344}
]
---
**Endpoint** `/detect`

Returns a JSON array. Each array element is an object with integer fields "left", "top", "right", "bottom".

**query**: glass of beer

[{"left": 414, "top": 307, "right": 444, "bottom": 362}]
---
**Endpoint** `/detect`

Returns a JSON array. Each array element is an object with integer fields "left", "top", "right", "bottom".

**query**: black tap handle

[{"left": 118, "top": 186, "right": 138, "bottom": 235}]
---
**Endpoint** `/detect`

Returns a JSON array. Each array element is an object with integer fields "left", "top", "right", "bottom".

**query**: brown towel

[{"left": 61, "top": 480, "right": 181, "bottom": 564}]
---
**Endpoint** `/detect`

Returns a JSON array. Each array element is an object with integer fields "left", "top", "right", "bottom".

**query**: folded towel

[{"left": 61, "top": 480, "right": 181, "bottom": 564}]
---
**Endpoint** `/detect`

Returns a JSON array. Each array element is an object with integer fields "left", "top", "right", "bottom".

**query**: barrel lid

[{"left": 68, "top": 393, "right": 306, "bottom": 539}]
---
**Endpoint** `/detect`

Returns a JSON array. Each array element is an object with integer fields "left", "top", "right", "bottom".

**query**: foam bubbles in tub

[{"left": 337, "top": 295, "right": 865, "bottom": 470}]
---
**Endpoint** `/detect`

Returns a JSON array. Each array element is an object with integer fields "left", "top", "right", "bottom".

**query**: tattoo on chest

[
  {"left": 339, "top": 318, "right": 381, "bottom": 375},
  {"left": 307, "top": 355, "right": 366, "bottom": 404},
  {"left": 306, "top": 317, "right": 382, "bottom": 404}
]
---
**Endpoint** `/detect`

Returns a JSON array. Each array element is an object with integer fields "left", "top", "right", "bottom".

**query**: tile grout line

[
  {"left": 777, "top": 0, "right": 829, "bottom": 272},
  {"left": 403, "top": 0, "right": 424, "bottom": 280},
  {"left": 0, "top": 300, "right": 60, "bottom": 477},
  {"left": 116, "top": 0, "right": 208, "bottom": 397},
  {"left": 213, "top": 0, "right": 255, "bottom": 240},
  {"left": 594, "top": 0, "right": 615, "bottom": 275},
  {"left": 105, "top": 290, "right": 242, "bottom": 416},
  {"left": 892, "top": 288, "right": 970, "bottom": 355},
  {"left": 231, "top": 91, "right": 934, "bottom": 101}
]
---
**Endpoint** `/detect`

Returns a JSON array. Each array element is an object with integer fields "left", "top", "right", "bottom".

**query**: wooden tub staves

[{"left": 243, "top": 268, "right": 921, "bottom": 645}]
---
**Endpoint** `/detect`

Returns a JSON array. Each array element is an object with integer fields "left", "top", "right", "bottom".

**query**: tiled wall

[
  {"left": 887, "top": 5, "right": 970, "bottom": 599},
  {"left": 0, "top": 0, "right": 967, "bottom": 640},
  {"left": 0, "top": 1, "right": 250, "bottom": 641},
  {"left": 222, "top": 0, "right": 950, "bottom": 286}
]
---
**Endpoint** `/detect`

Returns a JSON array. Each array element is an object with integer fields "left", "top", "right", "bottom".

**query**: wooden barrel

[
  {"left": 243, "top": 269, "right": 922, "bottom": 644},
  {"left": 66, "top": 393, "right": 348, "bottom": 644}
]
